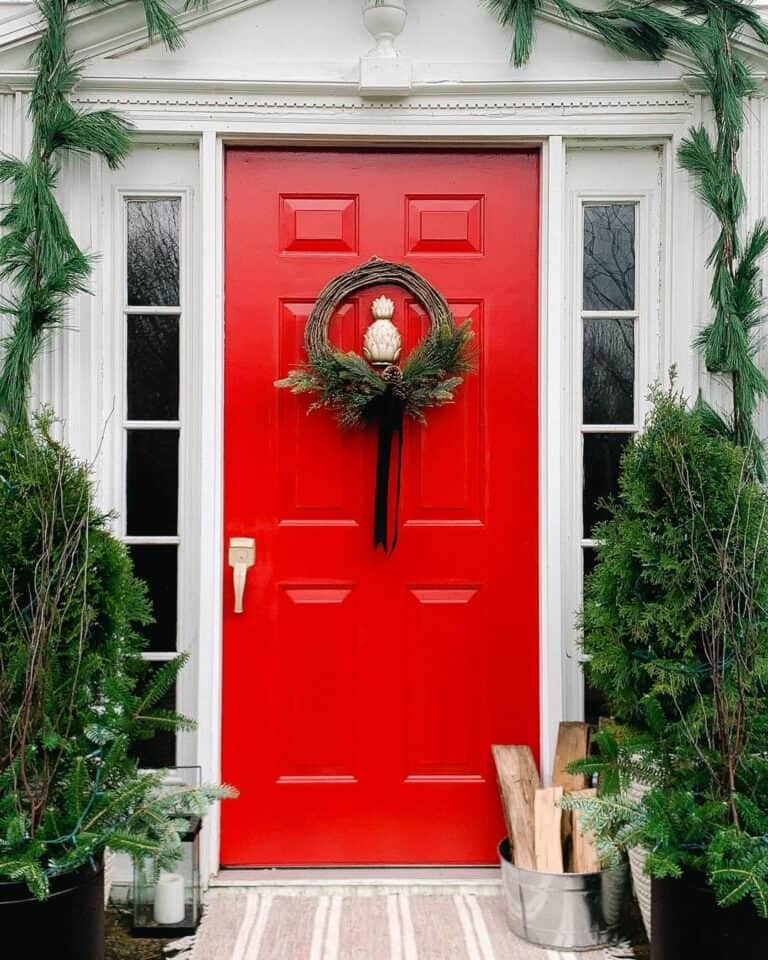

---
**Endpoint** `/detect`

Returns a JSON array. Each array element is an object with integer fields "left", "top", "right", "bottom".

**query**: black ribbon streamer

[{"left": 372, "top": 387, "right": 404, "bottom": 552}]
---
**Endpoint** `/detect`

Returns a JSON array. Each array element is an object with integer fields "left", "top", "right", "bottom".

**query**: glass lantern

[{"left": 132, "top": 767, "right": 202, "bottom": 938}]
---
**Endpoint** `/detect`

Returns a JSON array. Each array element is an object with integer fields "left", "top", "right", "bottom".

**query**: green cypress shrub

[
  {"left": 0, "top": 417, "right": 231, "bottom": 898},
  {"left": 570, "top": 385, "right": 768, "bottom": 915}
]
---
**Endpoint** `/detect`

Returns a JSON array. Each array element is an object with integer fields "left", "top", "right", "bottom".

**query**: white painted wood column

[
  {"left": 540, "top": 134, "right": 567, "bottom": 781},
  {"left": 196, "top": 130, "right": 226, "bottom": 882}
]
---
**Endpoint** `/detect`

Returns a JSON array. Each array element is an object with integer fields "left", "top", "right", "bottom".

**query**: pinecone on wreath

[
  {"left": 381, "top": 363, "right": 403, "bottom": 384},
  {"left": 381, "top": 363, "right": 407, "bottom": 398}
]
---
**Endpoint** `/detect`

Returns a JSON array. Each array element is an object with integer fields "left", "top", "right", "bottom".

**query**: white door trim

[
  {"left": 204, "top": 135, "right": 558, "bottom": 880},
  {"left": 539, "top": 134, "right": 566, "bottom": 780},
  {"left": 196, "top": 130, "right": 226, "bottom": 879}
]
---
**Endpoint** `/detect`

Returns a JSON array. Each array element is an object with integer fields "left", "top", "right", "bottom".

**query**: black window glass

[
  {"left": 585, "top": 681, "right": 610, "bottom": 727},
  {"left": 127, "top": 199, "right": 180, "bottom": 307},
  {"left": 130, "top": 663, "right": 176, "bottom": 769},
  {"left": 127, "top": 315, "right": 179, "bottom": 421},
  {"left": 583, "top": 204, "right": 636, "bottom": 312},
  {"left": 583, "top": 546, "right": 609, "bottom": 724},
  {"left": 126, "top": 431, "right": 179, "bottom": 536},
  {"left": 583, "top": 317, "right": 635, "bottom": 424},
  {"left": 129, "top": 545, "right": 178, "bottom": 653},
  {"left": 583, "top": 433, "right": 631, "bottom": 536}
]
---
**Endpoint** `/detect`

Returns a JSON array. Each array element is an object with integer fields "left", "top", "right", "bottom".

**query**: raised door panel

[
  {"left": 406, "top": 195, "right": 484, "bottom": 256},
  {"left": 275, "top": 585, "right": 360, "bottom": 781},
  {"left": 279, "top": 194, "right": 359, "bottom": 255},
  {"left": 403, "top": 586, "right": 488, "bottom": 781}
]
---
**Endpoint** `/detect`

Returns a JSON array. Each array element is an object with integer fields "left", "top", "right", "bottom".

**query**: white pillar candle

[{"left": 153, "top": 871, "right": 185, "bottom": 925}]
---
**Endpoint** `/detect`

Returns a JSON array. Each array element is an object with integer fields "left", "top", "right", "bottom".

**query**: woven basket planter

[
  {"left": 627, "top": 779, "right": 651, "bottom": 938},
  {"left": 103, "top": 848, "right": 116, "bottom": 907}
]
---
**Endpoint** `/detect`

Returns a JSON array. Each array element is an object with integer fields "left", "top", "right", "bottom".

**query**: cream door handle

[{"left": 228, "top": 537, "right": 255, "bottom": 614}]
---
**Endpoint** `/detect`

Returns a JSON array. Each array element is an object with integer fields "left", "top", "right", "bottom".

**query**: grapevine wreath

[{"left": 276, "top": 257, "right": 475, "bottom": 550}]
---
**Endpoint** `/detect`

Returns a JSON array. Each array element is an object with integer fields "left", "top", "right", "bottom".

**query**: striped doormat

[{"left": 184, "top": 893, "right": 637, "bottom": 960}]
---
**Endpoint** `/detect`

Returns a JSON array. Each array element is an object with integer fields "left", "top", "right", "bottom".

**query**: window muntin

[{"left": 123, "top": 196, "right": 182, "bottom": 769}]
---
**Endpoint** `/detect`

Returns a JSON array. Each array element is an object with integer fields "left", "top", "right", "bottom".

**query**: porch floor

[{"left": 191, "top": 887, "right": 639, "bottom": 960}]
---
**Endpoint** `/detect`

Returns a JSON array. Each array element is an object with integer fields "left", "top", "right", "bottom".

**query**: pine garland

[
  {"left": 489, "top": 0, "right": 768, "bottom": 472},
  {"left": 0, "top": 0, "right": 207, "bottom": 426}
]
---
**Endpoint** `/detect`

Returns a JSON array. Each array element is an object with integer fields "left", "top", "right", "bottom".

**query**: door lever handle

[{"left": 228, "top": 537, "right": 255, "bottom": 614}]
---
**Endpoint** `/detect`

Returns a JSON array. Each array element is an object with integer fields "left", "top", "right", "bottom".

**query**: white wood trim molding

[
  {"left": 539, "top": 134, "right": 566, "bottom": 784},
  {"left": 45, "top": 86, "right": 697, "bottom": 143},
  {"left": 66, "top": 89, "right": 694, "bottom": 111},
  {"left": 0, "top": 0, "right": 275, "bottom": 57},
  {"left": 0, "top": 66, "right": 698, "bottom": 95},
  {"left": 196, "top": 130, "right": 225, "bottom": 881}
]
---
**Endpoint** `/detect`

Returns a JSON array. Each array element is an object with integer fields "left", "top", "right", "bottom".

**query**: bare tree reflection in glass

[
  {"left": 583, "top": 204, "right": 635, "bottom": 312},
  {"left": 583, "top": 317, "right": 634, "bottom": 424},
  {"left": 127, "top": 199, "right": 180, "bottom": 307}
]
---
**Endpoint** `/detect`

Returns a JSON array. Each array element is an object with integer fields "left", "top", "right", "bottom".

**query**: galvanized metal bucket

[{"left": 498, "top": 838, "right": 630, "bottom": 951}]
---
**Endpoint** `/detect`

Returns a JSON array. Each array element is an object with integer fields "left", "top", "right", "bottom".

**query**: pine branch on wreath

[{"left": 277, "top": 317, "right": 475, "bottom": 428}]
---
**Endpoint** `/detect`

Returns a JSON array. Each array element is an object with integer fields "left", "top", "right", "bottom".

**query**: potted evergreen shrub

[
  {"left": 568, "top": 386, "right": 768, "bottom": 959},
  {"left": 0, "top": 418, "right": 232, "bottom": 960}
]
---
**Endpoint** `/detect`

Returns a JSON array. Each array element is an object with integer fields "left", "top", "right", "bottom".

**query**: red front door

[{"left": 221, "top": 148, "right": 540, "bottom": 865}]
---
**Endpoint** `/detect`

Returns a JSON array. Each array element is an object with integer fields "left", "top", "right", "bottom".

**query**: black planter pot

[
  {"left": 0, "top": 857, "right": 104, "bottom": 960},
  {"left": 651, "top": 870, "right": 767, "bottom": 960}
]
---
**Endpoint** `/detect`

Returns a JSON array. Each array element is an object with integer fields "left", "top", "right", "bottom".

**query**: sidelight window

[
  {"left": 122, "top": 197, "right": 182, "bottom": 768},
  {"left": 579, "top": 201, "right": 639, "bottom": 722}
]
